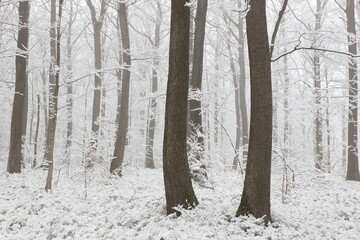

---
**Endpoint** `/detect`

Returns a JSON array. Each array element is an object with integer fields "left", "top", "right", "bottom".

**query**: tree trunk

[
  {"left": 7, "top": 0, "right": 30, "bottom": 173},
  {"left": 236, "top": 0, "right": 272, "bottom": 224},
  {"left": 21, "top": 77, "right": 28, "bottom": 157},
  {"left": 65, "top": 0, "right": 74, "bottom": 172},
  {"left": 33, "top": 94, "right": 40, "bottom": 168},
  {"left": 345, "top": 0, "right": 360, "bottom": 181},
  {"left": 189, "top": 0, "right": 208, "bottom": 161},
  {"left": 110, "top": 2, "right": 131, "bottom": 175},
  {"left": 226, "top": 40, "right": 241, "bottom": 169},
  {"left": 45, "top": 0, "right": 63, "bottom": 192},
  {"left": 237, "top": 3, "right": 249, "bottom": 164},
  {"left": 163, "top": 0, "right": 198, "bottom": 215},
  {"left": 145, "top": 1, "right": 161, "bottom": 169},
  {"left": 314, "top": 0, "right": 324, "bottom": 171},
  {"left": 85, "top": 0, "right": 108, "bottom": 164},
  {"left": 283, "top": 44, "right": 290, "bottom": 159}
]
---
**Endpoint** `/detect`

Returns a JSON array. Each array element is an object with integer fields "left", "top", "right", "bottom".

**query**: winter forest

[{"left": 1, "top": 0, "right": 360, "bottom": 239}]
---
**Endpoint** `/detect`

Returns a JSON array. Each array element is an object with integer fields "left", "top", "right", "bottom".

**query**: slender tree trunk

[
  {"left": 41, "top": 67, "right": 48, "bottom": 145},
  {"left": 187, "top": 7, "right": 195, "bottom": 143},
  {"left": 236, "top": 0, "right": 272, "bottom": 224},
  {"left": 85, "top": 0, "right": 108, "bottom": 164},
  {"left": 110, "top": 2, "right": 131, "bottom": 175},
  {"left": 189, "top": 0, "right": 208, "bottom": 160},
  {"left": 7, "top": 0, "right": 30, "bottom": 173},
  {"left": 227, "top": 40, "right": 241, "bottom": 169},
  {"left": 45, "top": 0, "right": 64, "bottom": 192},
  {"left": 145, "top": 1, "right": 161, "bottom": 169},
  {"left": 237, "top": 2, "right": 248, "bottom": 164},
  {"left": 345, "top": 0, "right": 360, "bottom": 181},
  {"left": 325, "top": 67, "right": 331, "bottom": 172},
  {"left": 90, "top": 25, "right": 102, "bottom": 155},
  {"left": 283, "top": 47, "right": 290, "bottom": 159},
  {"left": 65, "top": 0, "right": 74, "bottom": 171},
  {"left": 163, "top": 0, "right": 198, "bottom": 215},
  {"left": 342, "top": 94, "right": 347, "bottom": 174},
  {"left": 314, "top": 0, "right": 324, "bottom": 171},
  {"left": 33, "top": 94, "right": 40, "bottom": 168},
  {"left": 47, "top": 0, "right": 56, "bottom": 135},
  {"left": 22, "top": 78, "right": 28, "bottom": 155},
  {"left": 213, "top": 47, "right": 220, "bottom": 145}
]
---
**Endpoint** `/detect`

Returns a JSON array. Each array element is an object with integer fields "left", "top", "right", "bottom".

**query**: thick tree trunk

[
  {"left": 7, "top": 1, "right": 30, "bottom": 173},
  {"left": 110, "top": 2, "right": 131, "bottom": 175},
  {"left": 163, "top": 0, "right": 198, "bottom": 215},
  {"left": 236, "top": 0, "right": 272, "bottom": 224},
  {"left": 145, "top": 1, "right": 161, "bottom": 169},
  {"left": 345, "top": 0, "right": 360, "bottom": 181}
]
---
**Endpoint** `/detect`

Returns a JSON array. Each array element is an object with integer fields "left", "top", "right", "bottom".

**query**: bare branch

[
  {"left": 272, "top": 45, "right": 360, "bottom": 62},
  {"left": 270, "top": 0, "right": 289, "bottom": 56}
]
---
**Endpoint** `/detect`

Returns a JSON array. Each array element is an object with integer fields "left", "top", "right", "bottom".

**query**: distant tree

[
  {"left": 236, "top": 0, "right": 272, "bottom": 224},
  {"left": 163, "top": 0, "right": 198, "bottom": 215},
  {"left": 313, "top": 0, "right": 325, "bottom": 171},
  {"left": 110, "top": 2, "right": 131, "bottom": 176},
  {"left": 188, "top": 0, "right": 208, "bottom": 162},
  {"left": 7, "top": 0, "right": 30, "bottom": 173},
  {"left": 64, "top": 0, "right": 74, "bottom": 173},
  {"left": 145, "top": 1, "right": 162, "bottom": 169},
  {"left": 345, "top": 0, "right": 360, "bottom": 181},
  {"left": 33, "top": 94, "right": 40, "bottom": 168},
  {"left": 45, "top": 0, "right": 64, "bottom": 191}
]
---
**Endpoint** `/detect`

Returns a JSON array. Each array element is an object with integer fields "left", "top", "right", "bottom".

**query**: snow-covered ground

[{"left": 0, "top": 163, "right": 359, "bottom": 240}]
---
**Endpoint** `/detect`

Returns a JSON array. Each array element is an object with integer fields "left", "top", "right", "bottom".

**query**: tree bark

[
  {"left": 236, "top": 0, "right": 272, "bottom": 224},
  {"left": 283, "top": 37, "right": 290, "bottom": 159},
  {"left": 189, "top": 0, "right": 208, "bottom": 161},
  {"left": 145, "top": 1, "right": 162, "bottom": 169},
  {"left": 313, "top": 0, "right": 328, "bottom": 171},
  {"left": 33, "top": 94, "right": 40, "bottom": 168},
  {"left": 45, "top": 0, "right": 63, "bottom": 192},
  {"left": 110, "top": 2, "right": 131, "bottom": 175},
  {"left": 7, "top": 0, "right": 30, "bottom": 173},
  {"left": 85, "top": 0, "right": 108, "bottom": 162},
  {"left": 345, "top": 0, "right": 360, "bottom": 181},
  {"left": 226, "top": 39, "right": 241, "bottom": 169},
  {"left": 237, "top": 9, "right": 248, "bottom": 165},
  {"left": 163, "top": 0, "right": 198, "bottom": 215},
  {"left": 65, "top": 0, "right": 74, "bottom": 172}
]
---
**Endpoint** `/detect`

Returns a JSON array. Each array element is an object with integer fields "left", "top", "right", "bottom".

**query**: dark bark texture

[
  {"left": 7, "top": 1, "right": 30, "bottom": 173},
  {"left": 110, "top": 2, "right": 131, "bottom": 175},
  {"left": 163, "top": 0, "right": 198, "bottom": 215},
  {"left": 345, "top": 0, "right": 360, "bottom": 181},
  {"left": 236, "top": 0, "right": 272, "bottom": 224}
]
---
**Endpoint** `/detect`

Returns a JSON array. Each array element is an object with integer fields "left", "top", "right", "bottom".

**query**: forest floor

[{"left": 0, "top": 161, "right": 360, "bottom": 240}]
